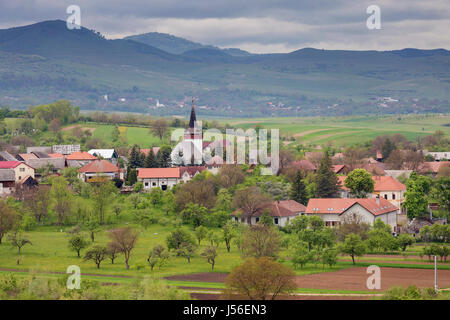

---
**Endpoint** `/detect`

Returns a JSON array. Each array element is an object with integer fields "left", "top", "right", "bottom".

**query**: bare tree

[
  {"left": 150, "top": 118, "right": 169, "bottom": 141},
  {"left": 108, "top": 227, "right": 139, "bottom": 269},
  {"left": 217, "top": 165, "right": 246, "bottom": 189},
  {"left": 232, "top": 186, "right": 271, "bottom": 220},
  {"left": 241, "top": 224, "right": 281, "bottom": 258}
]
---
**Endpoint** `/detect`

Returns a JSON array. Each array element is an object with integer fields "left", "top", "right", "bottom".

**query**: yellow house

[{"left": 0, "top": 161, "right": 35, "bottom": 182}]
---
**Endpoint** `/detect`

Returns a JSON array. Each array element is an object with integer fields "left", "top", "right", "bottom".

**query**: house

[
  {"left": 52, "top": 145, "right": 80, "bottom": 155},
  {"left": 0, "top": 151, "right": 18, "bottom": 161},
  {"left": 0, "top": 169, "right": 16, "bottom": 196},
  {"left": 27, "top": 146, "right": 52, "bottom": 154},
  {"left": 78, "top": 160, "right": 123, "bottom": 182},
  {"left": 205, "top": 155, "right": 224, "bottom": 174},
  {"left": 418, "top": 161, "right": 450, "bottom": 177},
  {"left": 66, "top": 151, "right": 98, "bottom": 168},
  {"left": 232, "top": 200, "right": 306, "bottom": 227},
  {"left": 385, "top": 170, "right": 412, "bottom": 180},
  {"left": 337, "top": 175, "right": 406, "bottom": 212},
  {"left": 332, "top": 164, "right": 351, "bottom": 175},
  {"left": 88, "top": 149, "right": 119, "bottom": 165},
  {"left": 305, "top": 197, "right": 398, "bottom": 231},
  {"left": 0, "top": 161, "right": 35, "bottom": 181},
  {"left": 137, "top": 167, "right": 181, "bottom": 191},
  {"left": 17, "top": 153, "right": 38, "bottom": 161},
  {"left": 25, "top": 158, "right": 66, "bottom": 175},
  {"left": 424, "top": 151, "right": 450, "bottom": 161},
  {"left": 289, "top": 160, "right": 317, "bottom": 173},
  {"left": 180, "top": 166, "right": 206, "bottom": 182}
]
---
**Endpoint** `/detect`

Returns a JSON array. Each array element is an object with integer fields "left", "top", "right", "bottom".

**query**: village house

[
  {"left": 137, "top": 167, "right": 181, "bottom": 191},
  {"left": 424, "top": 151, "right": 450, "bottom": 161},
  {"left": 338, "top": 175, "right": 406, "bottom": 213},
  {"left": 232, "top": 200, "right": 307, "bottom": 227},
  {"left": 180, "top": 166, "right": 206, "bottom": 182},
  {"left": 78, "top": 159, "right": 123, "bottom": 182},
  {"left": 205, "top": 155, "right": 224, "bottom": 174},
  {"left": 417, "top": 161, "right": 450, "bottom": 177},
  {"left": 0, "top": 161, "right": 36, "bottom": 196},
  {"left": 88, "top": 149, "right": 119, "bottom": 165},
  {"left": 305, "top": 197, "right": 398, "bottom": 231},
  {"left": 66, "top": 151, "right": 98, "bottom": 168}
]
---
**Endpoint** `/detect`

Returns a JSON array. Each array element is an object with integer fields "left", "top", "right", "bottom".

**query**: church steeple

[{"left": 189, "top": 97, "right": 197, "bottom": 129}]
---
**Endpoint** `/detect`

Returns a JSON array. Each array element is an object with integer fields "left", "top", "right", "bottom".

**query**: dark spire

[{"left": 189, "top": 97, "right": 197, "bottom": 128}]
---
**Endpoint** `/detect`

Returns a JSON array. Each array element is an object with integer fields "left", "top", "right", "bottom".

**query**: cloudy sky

[{"left": 0, "top": 0, "right": 449, "bottom": 53}]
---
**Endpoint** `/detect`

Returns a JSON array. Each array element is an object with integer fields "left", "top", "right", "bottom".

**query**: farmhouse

[
  {"left": 232, "top": 200, "right": 306, "bottom": 227},
  {"left": 137, "top": 167, "right": 181, "bottom": 190},
  {"left": 78, "top": 159, "right": 123, "bottom": 182},
  {"left": 305, "top": 197, "right": 398, "bottom": 231},
  {"left": 66, "top": 151, "right": 98, "bottom": 167}
]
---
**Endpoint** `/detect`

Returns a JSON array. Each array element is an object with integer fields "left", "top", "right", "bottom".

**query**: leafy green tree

[
  {"left": 157, "top": 145, "right": 172, "bottom": 168},
  {"left": 84, "top": 246, "right": 108, "bottom": 269},
  {"left": 91, "top": 179, "right": 117, "bottom": 224},
  {"left": 222, "top": 221, "right": 237, "bottom": 252},
  {"left": 397, "top": 234, "right": 415, "bottom": 251},
  {"left": 340, "top": 233, "right": 366, "bottom": 264},
  {"left": 85, "top": 220, "right": 100, "bottom": 242},
  {"left": 50, "top": 177, "right": 73, "bottom": 228},
  {"left": 290, "top": 240, "right": 312, "bottom": 269},
  {"left": 0, "top": 200, "right": 17, "bottom": 244},
  {"left": 201, "top": 245, "right": 218, "bottom": 270},
  {"left": 259, "top": 210, "right": 273, "bottom": 226},
  {"left": 180, "top": 203, "right": 208, "bottom": 229},
  {"left": 68, "top": 235, "right": 88, "bottom": 258},
  {"left": 432, "top": 177, "right": 450, "bottom": 215},
  {"left": 321, "top": 247, "right": 338, "bottom": 269},
  {"left": 315, "top": 150, "right": 340, "bottom": 198},
  {"left": 241, "top": 224, "right": 281, "bottom": 258},
  {"left": 166, "top": 229, "right": 194, "bottom": 251},
  {"left": 404, "top": 172, "right": 432, "bottom": 219},
  {"left": 290, "top": 171, "right": 307, "bottom": 205},
  {"left": 147, "top": 244, "right": 170, "bottom": 270},
  {"left": 195, "top": 226, "right": 208, "bottom": 245},
  {"left": 176, "top": 241, "right": 197, "bottom": 264},
  {"left": 344, "top": 169, "right": 374, "bottom": 198}
]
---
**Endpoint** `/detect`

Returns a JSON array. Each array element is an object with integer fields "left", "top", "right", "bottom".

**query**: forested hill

[{"left": 0, "top": 20, "right": 449, "bottom": 117}]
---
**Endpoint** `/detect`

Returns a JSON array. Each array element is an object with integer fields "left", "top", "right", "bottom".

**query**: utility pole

[{"left": 434, "top": 255, "right": 438, "bottom": 294}]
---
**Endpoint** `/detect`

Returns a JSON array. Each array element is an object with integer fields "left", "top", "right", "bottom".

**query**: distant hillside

[
  {"left": 124, "top": 32, "right": 251, "bottom": 56},
  {"left": 0, "top": 20, "right": 449, "bottom": 117}
]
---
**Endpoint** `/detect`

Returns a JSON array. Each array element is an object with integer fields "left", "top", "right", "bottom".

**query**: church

[{"left": 171, "top": 99, "right": 204, "bottom": 166}]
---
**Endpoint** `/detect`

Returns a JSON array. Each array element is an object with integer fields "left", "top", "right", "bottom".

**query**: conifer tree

[
  {"left": 290, "top": 171, "right": 307, "bottom": 205},
  {"left": 315, "top": 150, "right": 339, "bottom": 198}
]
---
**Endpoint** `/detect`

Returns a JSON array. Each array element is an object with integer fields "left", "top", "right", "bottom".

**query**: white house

[
  {"left": 305, "top": 197, "right": 398, "bottom": 231},
  {"left": 137, "top": 167, "right": 181, "bottom": 191}
]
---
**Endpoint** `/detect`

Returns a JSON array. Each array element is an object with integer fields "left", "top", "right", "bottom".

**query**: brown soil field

[
  {"left": 165, "top": 272, "right": 228, "bottom": 283},
  {"left": 295, "top": 267, "right": 450, "bottom": 291}
]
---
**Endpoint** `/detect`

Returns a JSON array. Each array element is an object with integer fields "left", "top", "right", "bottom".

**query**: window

[
  {"left": 384, "top": 194, "right": 388, "bottom": 200},
  {"left": 256, "top": 217, "right": 260, "bottom": 223},
  {"left": 20, "top": 168, "right": 25, "bottom": 172},
  {"left": 392, "top": 194, "right": 396, "bottom": 200},
  {"left": 152, "top": 182, "right": 156, "bottom": 186},
  {"left": 274, "top": 218, "right": 279, "bottom": 225},
  {"left": 145, "top": 182, "right": 149, "bottom": 187}
]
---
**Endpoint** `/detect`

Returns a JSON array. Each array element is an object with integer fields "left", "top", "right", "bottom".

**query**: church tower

[{"left": 184, "top": 98, "right": 203, "bottom": 154}]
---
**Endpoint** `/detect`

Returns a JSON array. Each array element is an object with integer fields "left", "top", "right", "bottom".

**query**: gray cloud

[{"left": 0, "top": 0, "right": 449, "bottom": 53}]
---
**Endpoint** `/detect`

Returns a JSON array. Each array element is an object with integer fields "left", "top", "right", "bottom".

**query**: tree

[
  {"left": 108, "top": 227, "right": 139, "bottom": 269},
  {"left": 336, "top": 212, "right": 370, "bottom": 241},
  {"left": 404, "top": 172, "right": 432, "bottom": 219},
  {"left": 85, "top": 220, "right": 100, "bottom": 243},
  {"left": 224, "top": 257, "right": 296, "bottom": 300},
  {"left": 381, "top": 138, "right": 396, "bottom": 161},
  {"left": 232, "top": 186, "right": 271, "bottom": 219},
  {"left": 84, "top": 246, "right": 108, "bottom": 269},
  {"left": 157, "top": 145, "right": 172, "bottom": 168},
  {"left": 7, "top": 231, "right": 32, "bottom": 265},
  {"left": 241, "top": 224, "right": 281, "bottom": 258},
  {"left": 176, "top": 241, "right": 197, "bottom": 264},
  {"left": 222, "top": 221, "right": 237, "bottom": 252},
  {"left": 345, "top": 169, "right": 374, "bottom": 198},
  {"left": 259, "top": 210, "right": 273, "bottom": 226},
  {"left": 217, "top": 165, "right": 246, "bottom": 189},
  {"left": 150, "top": 119, "right": 169, "bottom": 141},
  {"left": 315, "top": 151, "right": 340, "bottom": 198},
  {"left": 166, "top": 229, "right": 194, "bottom": 251},
  {"left": 0, "top": 200, "right": 17, "bottom": 244},
  {"left": 321, "top": 247, "right": 338, "bottom": 269},
  {"left": 175, "top": 178, "right": 216, "bottom": 210},
  {"left": 195, "top": 226, "right": 208, "bottom": 245},
  {"left": 290, "top": 241, "right": 312, "bottom": 269},
  {"left": 68, "top": 235, "right": 89, "bottom": 258},
  {"left": 91, "top": 179, "right": 117, "bottom": 224},
  {"left": 432, "top": 177, "right": 450, "bottom": 214},
  {"left": 49, "top": 118, "right": 62, "bottom": 133},
  {"left": 128, "top": 145, "right": 142, "bottom": 169},
  {"left": 340, "top": 233, "right": 366, "bottom": 264},
  {"left": 201, "top": 245, "right": 218, "bottom": 270},
  {"left": 290, "top": 171, "right": 307, "bottom": 205},
  {"left": 180, "top": 203, "right": 208, "bottom": 229},
  {"left": 397, "top": 234, "right": 415, "bottom": 251},
  {"left": 25, "top": 187, "right": 51, "bottom": 224},
  {"left": 144, "top": 149, "right": 158, "bottom": 168},
  {"left": 50, "top": 177, "right": 73, "bottom": 228},
  {"left": 107, "top": 242, "right": 120, "bottom": 264},
  {"left": 147, "top": 244, "right": 170, "bottom": 270}
]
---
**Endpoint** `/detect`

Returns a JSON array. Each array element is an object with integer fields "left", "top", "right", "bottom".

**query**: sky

[{"left": 0, "top": 0, "right": 449, "bottom": 53}]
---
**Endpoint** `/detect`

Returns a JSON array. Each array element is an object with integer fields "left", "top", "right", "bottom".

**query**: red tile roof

[
  {"left": 332, "top": 164, "right": 346, "bottom": 173},
  {"left": 137, "top": 167, "right": 180, "bottom": 179},
  {"left": 232, "top": 200, "right": 306, "bottom": 218},
  {"left": 180, "top": 166, "right": 206, "bottom": 177},
  {"left": 306, "top": 198, "right": 397, "bottom": 216},
  {"left": 418, "top": 161, "right": 450, "bottom": 174},
  {"left": 0, "top": 161, "right": 23, "bottom": 169},
  {"left": 19, "top": 153, "right": 38, "bottom": 161},
  {"left": 78, "top": 160, "right": 120, "bottom": 173},
  {"left": 338, "top": 175, "right": 405, "bottom": 192},
  {"left": 139, "top": 147, "right": 160, "bottom": 156},
  {"left": 66, "top": 151, "right": 97, "bottom": 160},
  {"left": 290, "top": 160, "right": 316, "bottom": 171},
  {"left": 48, "top": 153, "right": 64, "bottom": 158}
]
